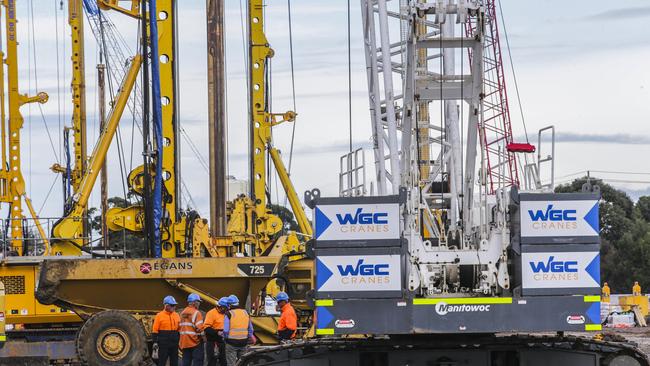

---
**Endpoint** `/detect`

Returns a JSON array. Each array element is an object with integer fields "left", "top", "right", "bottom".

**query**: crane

[
  {"left": 48, "top": 0, "right": 311, "bottom": 259},
  {"left": 50, "top": 0, "right": 89, "bottom": 245},
  {"left": 0, "top": 0, "right": 83, "bottom": 331},
  {"left": 35, "top": 0, "right": 314, "bottom": 362},
  {"left": 49, "top": 0, "right": 211, "bottom": 258},
  {"left": 0, "top": 0, "right": 50, "bottom": 256},
  {"left": 7, "top": 1, "right": 648, "bottom": 365},
  {"left": 301, "top": 0, "right": 606, "bottom": 355}
]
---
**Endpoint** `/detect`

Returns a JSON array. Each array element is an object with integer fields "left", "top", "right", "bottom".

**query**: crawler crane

[{"left": 238, "top": 1, "right": 649, "bottom": 366}]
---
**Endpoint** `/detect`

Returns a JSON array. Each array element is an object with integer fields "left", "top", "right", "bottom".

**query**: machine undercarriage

[{"left": 239, "top": 335, "right": 649, "bottom": 366}]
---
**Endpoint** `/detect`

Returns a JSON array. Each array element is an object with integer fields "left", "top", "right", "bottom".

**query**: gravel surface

[{"left": 570, "top": 328, "right": 650, "bottom": 356}]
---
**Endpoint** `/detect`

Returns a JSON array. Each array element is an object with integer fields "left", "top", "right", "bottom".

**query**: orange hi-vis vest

[
  {"left": 179, "top": 306, "right": 204, "bottom": 349},
  {"left": 278, "top": 303, "right": 297, "bottom": 338},
  {"left": 204, "top": 308, "right": 225, "bottom": 330},
  {"left": 152, "top": 310, "right": 180, "bottom": 333},
  {"left": 228, "top": 308, "right": 250, "bottom": 340}
]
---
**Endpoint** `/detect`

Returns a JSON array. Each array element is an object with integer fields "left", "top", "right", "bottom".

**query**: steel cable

[{"left": 286, "top": 0, "right": 298, "bottom": 175}]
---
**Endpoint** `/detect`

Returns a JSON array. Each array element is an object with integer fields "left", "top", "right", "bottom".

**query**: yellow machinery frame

[
  {"left": 51, "top": 56, "right": 142, "bottom": 255},
  {"left": 232, "top": 0, "right": 312, "bottom": 256},
  {"left": 69, "top": 0, "right": 88, "bottom": 201},
  {"left": 0, "top": 0, "right": 79, "bottom": 326},
  {"left": 29, "top": 2, "right": 316, "bottom": 358},
  {"left": 51, "top": 0, "right": 312, "bottom": 260},
  {"left": 50, "top": 0, "right": 204, "bottom": 257},
  {"left": 92, "top": 0, "right": 212, "bottom": 258},
  {"left": 0, "top": 0, "right": 50, "bottom": 255},
  {"left": 155, "top": 0, "right": 183, "bottom": 258},
  {"left": 51, "top": 0, "right": 88, "bottom": 243}
]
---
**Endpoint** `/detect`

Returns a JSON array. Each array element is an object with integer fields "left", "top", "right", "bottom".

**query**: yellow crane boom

[{"left": 51, "top": 56, "right": 142, "bottom": 255}]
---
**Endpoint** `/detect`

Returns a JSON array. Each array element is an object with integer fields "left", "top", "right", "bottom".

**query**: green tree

[
  {"left": 556, "top": 177, "right": 634, "bottom": 242},
  {"left": 636, "top": 196, "right": 650, "bottom": 222},
  {"left": 555, "top": 177, "right": 650, "bottom": 293},
  {"left": 268, "top": 203, "right": 299, "bottom": 232},
  {"left": 89, "top": 196, "right": 148, "bottom": 258}
]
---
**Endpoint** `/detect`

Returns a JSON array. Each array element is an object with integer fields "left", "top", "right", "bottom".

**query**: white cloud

[{"left": 10, "top": 0, "right": 650, "bottom": 225}]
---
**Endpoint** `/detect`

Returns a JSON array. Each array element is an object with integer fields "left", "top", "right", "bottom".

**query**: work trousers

[
  {"left": 158, "top": 344, "right": 179, "bottom": 366},
  {"left": 181, "top": 342, "right": 205, "bottom": 366},
  {"left": 207, "top": 340, "right": 227, "bottom": 366},
  {"left": 278, "top": 328, "right": 296, "bottom": 342},
  {"left": 225, "top": 343, "right": 248, "bottom": 366}
]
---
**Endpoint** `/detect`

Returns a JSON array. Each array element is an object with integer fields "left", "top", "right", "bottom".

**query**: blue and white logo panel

[
  {"left": 314, "top": 203, "right": 400, "bottom": 241},
  {"left": 316, "top": 254, "right": 401, "bottom": 292},
  {"left": 520, "top": 200, "right": 599, "bottom": 238},
  {"left": 522, "top": 251, "right": 600, "bottom": 289}
]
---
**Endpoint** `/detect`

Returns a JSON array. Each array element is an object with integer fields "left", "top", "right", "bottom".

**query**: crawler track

[{"left": 240, "top": 333, "right": 650, "bottom": 366}]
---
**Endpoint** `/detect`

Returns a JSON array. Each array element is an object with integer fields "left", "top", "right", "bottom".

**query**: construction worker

[
  {"left": 204, "top": 297, "right": 229, "bottom": 366},
  {"left": 602, "top": 282, "right": 611, "bottom": 301},
  {"left": 223, "top": 294, "right": 254, "bottom": 366},
  {"left": 152, "top": 295, "right": 181, "bottom": 366},
  {"left": 633, "top": 281, "right": 642, "bottom": 296},
  {"left": 275, "top": 292, "right": 297, "bottom": 342},
  {"left": 179, "top": 293, "right": 205, "bottom": 366}
]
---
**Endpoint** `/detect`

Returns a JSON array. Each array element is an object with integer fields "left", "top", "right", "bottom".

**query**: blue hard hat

[
  {"left": 187, "top": 293, "right": 201, "bottom": 303},
  {"left": 218, "top": 297, "right": 230, "bottom": 307},
  {"left": 163, "top": 295, "right": 177, "bottom": 306},
  {"left": 228, "top": 294, "right": 239, "bottom": 306},
  {"left": 276, "top": 292, "right": 289, "bottom": 302}
]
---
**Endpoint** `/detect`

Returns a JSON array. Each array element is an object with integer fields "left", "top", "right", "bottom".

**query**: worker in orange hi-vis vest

[
  {"left": 223, "top": 295, "right": 255, "bottom": 366},
  {"left": 204, "top": 297, "right": 229, "bottom": 366},
  {"left": 179, "top": 293, "right": 205, "bottom": 366},
  {"left": 152, "top": 296, "right": 181, "bottom": 366},
  {"left": 602, "top": 282, "right": 611, "bottom": 302},
  {"left": 633, "top": 281, "right": 642, "bottom": 296},
  {"left": 275, "top": 292, "right": 297, "bottom": 342}
]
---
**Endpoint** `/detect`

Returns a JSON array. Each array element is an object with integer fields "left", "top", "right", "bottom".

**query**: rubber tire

[{"left": 76, "top": 310, "right": 148, "bottom": 366}]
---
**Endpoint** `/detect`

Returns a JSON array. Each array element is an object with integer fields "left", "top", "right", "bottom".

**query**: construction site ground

[
  {"left": 571, "top": 329, "right": 650, "bottom": 355},
  {"left": 0, "top": 329, "right": 648, "bottom": 365}
]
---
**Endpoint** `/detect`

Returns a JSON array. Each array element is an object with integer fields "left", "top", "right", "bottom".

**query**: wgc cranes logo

[
  {"left": 314, "top": 203, "right": 400, "bottom": 241},
  {"left": 522, "top": 252, "right": 599, "bottom": 288},
  {"left": 520, "top": 199, "right": 599, "bottom": 238},
  {"left": 316, "top": 255, "right": 401, "bottom": 292}
]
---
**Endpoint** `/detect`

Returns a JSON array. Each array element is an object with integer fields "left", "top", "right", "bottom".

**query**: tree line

[{"left": 556, "top": 177, "right": 650, "bottom": 293}]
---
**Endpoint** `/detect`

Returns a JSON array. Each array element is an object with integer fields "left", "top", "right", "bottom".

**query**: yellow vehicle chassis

[
  {"left": 0, "top": 257, "right": 80, "bottom": 325},
  {"left": 36, "top": 256, "right": 284, "bottom": 319}
]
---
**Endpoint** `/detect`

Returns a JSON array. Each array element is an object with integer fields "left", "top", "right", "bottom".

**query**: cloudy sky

[{"left": 11, "top": 0, "right": 650, "bottom": 231}]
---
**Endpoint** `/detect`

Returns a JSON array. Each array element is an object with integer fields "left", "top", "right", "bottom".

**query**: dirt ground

[{"left": 570, "top": 327, "right": 650, "bottom": 355}]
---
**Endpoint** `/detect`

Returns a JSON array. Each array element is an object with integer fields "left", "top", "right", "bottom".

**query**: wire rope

[
  {"left": 180, "top": 129, "right": 209, "bottom": 173},
  {"left": 286, "top": 0, "right": 298, "bottom": 175},
  {"left": 38, "top": 175, "right": 60, "bottom": 216},
  {"left": 347, "top": 0, "right": 352, "bottom": 153},
  {"left": 240, "top": 0, "right": 250, "bottom": 186},
  {"left": 54, "top": 1, "right": 63, "bottom": 167},
  {"left": 180, "top": 179, "right": 202, "bottom": 216},
  {"left": 496, "top": 0, "right": 527, "bottom": 144},
  {"left": 26, "top": 1, "right": 61, "bottom": 166},
  {"left": 97, "top": 9, "right": 129, "bottom": 203},
  {"left": 61, "top": 0, "right": 66, "bottom": 159},
  {"left": 28, "top": 0, "right": 33, "bottom": 197},
  {"left": 460, "top": 20, "right": 464, "bottom": 229}
]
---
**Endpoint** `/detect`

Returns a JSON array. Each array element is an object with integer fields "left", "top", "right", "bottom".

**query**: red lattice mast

[{"left": 466, "top": 0, "right": 520, "bottom": 193}]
